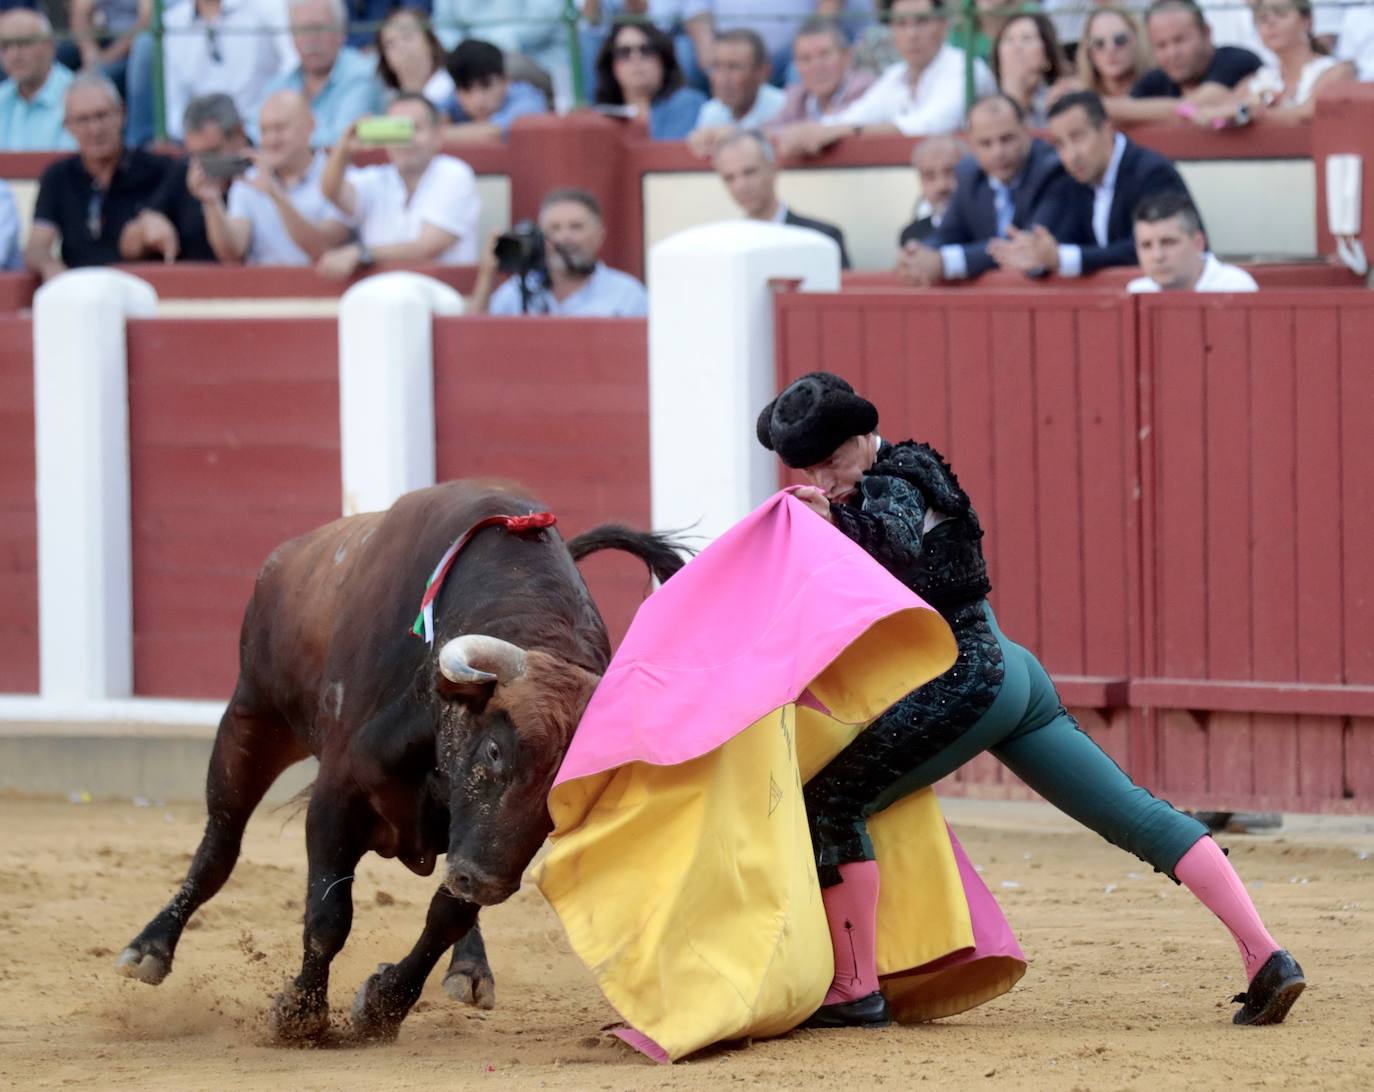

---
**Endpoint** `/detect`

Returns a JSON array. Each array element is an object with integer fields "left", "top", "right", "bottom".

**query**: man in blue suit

[
  {"left": 897, "top": 94, "right": 1077, "bottom": 286},
  {"left": 992, "top": 90, "right": 1191, "bottom": 278}
]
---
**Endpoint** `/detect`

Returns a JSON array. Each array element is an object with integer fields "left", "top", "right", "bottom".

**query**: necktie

[{"left": 993, "top": 182, "right": 1013, "bottom": 238}]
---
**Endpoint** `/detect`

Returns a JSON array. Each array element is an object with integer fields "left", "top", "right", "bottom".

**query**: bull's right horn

[{"left": 438, "top": 635, "right": 528, "bottom": 688}]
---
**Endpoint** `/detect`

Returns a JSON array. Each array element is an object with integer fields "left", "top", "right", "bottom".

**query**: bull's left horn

[{"left": 438, "top": 635, "right": 528, "bottom": 687}]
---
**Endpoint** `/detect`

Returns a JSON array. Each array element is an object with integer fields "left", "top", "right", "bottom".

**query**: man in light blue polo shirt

[
  {"left": 686, "top": 27, "right": 785, "bottom": 158},
  {"left": 0, "top": 9, "right": 76, "bottom": 150},
  {"left": 256, "top": 0, "right": 382, "bottom": 148},
  {"left": 473, "top": 188, "right": 647, "bottom": 317}
]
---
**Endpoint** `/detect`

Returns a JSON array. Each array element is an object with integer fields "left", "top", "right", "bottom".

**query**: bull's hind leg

[
  {"left": 116, "top": 699, "right": 306, "bottom": 985},
  {"left": 442, "top": 919, "right": 495, "bottom": 1009},
  {"left": 268, "top": 784, "right": 373, "bottom": 1042},
  {"left": 351, "top": 886, "right": 479, "bottom": 1041}
]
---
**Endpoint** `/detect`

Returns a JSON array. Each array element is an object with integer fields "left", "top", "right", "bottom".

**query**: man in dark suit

[
  {"left": 897, "top": 94, "right": 1077, "bottom": 286},
  {"left": 992, "top": 90, "right": 1191, "bottom": 277},
  {"left": 713, "top": 128, "right": 852, "bottom": 268},
  {"left": 898, "top": 134, "right": 964, "bottom": 247}
]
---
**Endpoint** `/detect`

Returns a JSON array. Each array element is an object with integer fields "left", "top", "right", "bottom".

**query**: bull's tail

[{"left": 566, "top": 525, "right": 694, "bottom": 584}]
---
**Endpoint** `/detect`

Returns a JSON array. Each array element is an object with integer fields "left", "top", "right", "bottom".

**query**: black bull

[{"left": 115, "top": 481, "right": 687, "bottom": 1041}]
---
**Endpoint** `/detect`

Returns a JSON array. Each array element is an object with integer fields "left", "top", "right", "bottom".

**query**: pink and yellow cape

[{"left": 531, "top": 492, "right": 1026, "bottom": 1062}]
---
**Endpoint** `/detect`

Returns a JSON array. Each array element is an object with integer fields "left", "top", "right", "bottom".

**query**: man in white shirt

[
  {"left": 1336, "top": 5, "right": 1374, "bottom": 80},
  {"left": 317, "top": 93, "right": 481, "bottom": 279},
  {"left": 195, "top": 90, "right": 351, "bottom": 265},
  {"left": 687, "top": 28, "right": 786, "bottom": 157},
  {"left": 1127, "top": 191, "right": 1258, "bottom": 292},
  {"left": 776, "top": 0, "right": 994, "bottom": 159},
  {"left": 160, "top": 0, "right": 287, "bottom": 142}
]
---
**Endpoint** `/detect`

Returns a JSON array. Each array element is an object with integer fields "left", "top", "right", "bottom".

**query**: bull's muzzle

[{"left": 444, "top": 859, "right": 519, "bottom": 907}]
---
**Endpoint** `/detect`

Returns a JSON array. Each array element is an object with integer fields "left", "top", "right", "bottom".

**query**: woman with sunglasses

[
  {"left": 1076, "top": 6, "right": 1152, "bottom": 99},
  {"left": 593, "top": 18, "right": 706, "bottom": 141}
]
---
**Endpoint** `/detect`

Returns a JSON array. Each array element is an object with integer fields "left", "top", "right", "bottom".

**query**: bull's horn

[{"left": 438, "top": 635, "right": 528, "bottom": 688}]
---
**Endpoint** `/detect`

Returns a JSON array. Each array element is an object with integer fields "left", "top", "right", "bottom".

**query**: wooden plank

[
  {"left": 1205, "top": 711, "right": 1254, "bottom": 799},
  {"left": 1346, "top": 717, "right": 1374, "bottom": 801},
  {"left": 900, "top": 305, "right": 951, "bottom": 451},
  {"left": 818, "top": 305, "right": 864, "bottom": 378},
  {"left": 1296, "top": 715, "right": 1344, "bottom": 803},
  {"left": 1339, "top": 306, "right": 1374, "bottom": 684},
  {"left": 1129, "top": 677, "right": 1374, "bottom": 717},
  {"left": 1158, "top": 708, "right": 1207, "bottom": 798},
  {"left": 945, "top": 308, "right": 996, "bottom": 591}
]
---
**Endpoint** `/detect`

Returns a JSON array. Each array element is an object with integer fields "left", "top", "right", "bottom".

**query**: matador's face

[{"left": 802, "top": 434, "right": 878, "bottom": 504}]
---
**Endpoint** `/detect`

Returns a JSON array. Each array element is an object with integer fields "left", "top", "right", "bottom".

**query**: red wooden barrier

[
  {"left": 773, "top": 289, "right": 1143, "bottom": 798},
  {"left": 124, "top": 318, "right": 340, "bottom": 698},
  {"left": 431, "top": 317, "right": 654, "bottom": 648},
  {"left": 0, "top": 317, "right": 37, "bottom": 692},
  {"left": 1136, "top": 291, "right": 1374, "bottom": 813}
]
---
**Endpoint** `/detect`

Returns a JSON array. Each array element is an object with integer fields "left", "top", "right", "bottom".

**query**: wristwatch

[
  {"left": 356, "top": 241, "right": 375, "bottom": 267},
  {"left": 1233, "top": 104, "right": 1252, "bottom": 127}
]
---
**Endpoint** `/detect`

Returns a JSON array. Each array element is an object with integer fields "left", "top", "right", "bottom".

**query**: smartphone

[
  {"left": 197, "top": 154, "right": 253, "bottom": 180},
  {"left": 356, "top": 116, "right": 416, "bottom": 146},
  {"left": 590, "top": 103, "right": 640, "bottom": 120}
]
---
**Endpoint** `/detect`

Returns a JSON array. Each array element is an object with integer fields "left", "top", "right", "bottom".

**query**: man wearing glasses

[
  {"left": 23, "top": 73, "right": 172, "bottom": 281},
  {"left": 0, "top": 9, "right": 77, "bottom": 150}
]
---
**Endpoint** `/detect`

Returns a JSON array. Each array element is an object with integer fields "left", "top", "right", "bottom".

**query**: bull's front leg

[
  {"left": 269, "top": 788, "right": 373, "bottom": 1043},
  {"left": 443, "top": 919, "right": 495, "bottom": 1009},
  {"left": 350, "top": 885, "right": 479, "bottom": 1041}
]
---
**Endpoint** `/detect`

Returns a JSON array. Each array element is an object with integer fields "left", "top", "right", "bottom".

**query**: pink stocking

[
  {"left": 821, "top": 860, "right": 881, "bottom": 1004},
  {"left": 1175, "top": 836, "right": 1280, "bottom": 982}
]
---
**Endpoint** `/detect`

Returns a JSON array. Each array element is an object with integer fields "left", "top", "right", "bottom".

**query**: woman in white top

[{"left": 1197, "top": 0, "right": 1353, "bottom": 125}]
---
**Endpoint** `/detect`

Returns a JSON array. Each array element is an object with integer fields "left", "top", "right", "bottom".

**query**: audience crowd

[{"left": 1, "top": 0, "right": 1371, "bottom": 307}]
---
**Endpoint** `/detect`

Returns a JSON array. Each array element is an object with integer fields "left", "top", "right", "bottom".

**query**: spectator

[
  {"left": 1076, "top": 6, "right": 1152, "bottom": 98},
  {"left": 899, "top": 133, "right": 964, "bottom": 245},
  {"left": 1214, "top": 0, "right": 1355, "bottom": 124},
  {"left": 471, "top": 187, "right": 647, "bottom": 315},
  {"left": 592, "top": 17, "right": 707, "bottom": 140},
  {"left": 342, "top": 0, "right": 423, "bottom": 51},
  {"left": 376, "top": 7, "right": 455, "bottom": 110},
  {"left": 767, "top": 16, "right": 876, "bottom": 149},
  {"left": 991, "top": 12, "right": 1071, "bottom": 127},
  {"left": 317, "top": 93, "right": 481, "bottom": 279},
  {"left": 896, "top": 94, "right": 1075, "bottom": 286},
  {"left": 121, "top": 92, "right": 249, "bottom": 263},
  {"left": 687, "top": 28, "right": 786, "bottom": 157},
  {"left": 800, "top": 0, "right": 997, "bottom": 157},
  {"left": 1110, "top": 0, "right": 1262, "bottom": 124},
  {"left": 1336, "top": 5, "right": 1374, "bottom": 81},
  {"left": 0, "top": 9, "right": 75, "bottom": 150},
  {"left": 712, "top": 128, "right": 852, "bottom": 267},
  {"left": 579, "top": 2, "right": 714, "bottom": 96},
  {"left": 993, "top": 90, "right": 1190, "bottom": 276},
  {"left": 1127, "top": 190, "right": 1257, "bottom": 292},
  {"left": 259, "top": 0, "right": 382, "bottom": 148},
  {"left": 0, "top": 177, "right": 19, "bottom": 268},
  {"left": 708, "top": 0, "right": 875, "bottom": 84},
  {"left": 68, "top": 0, "right": 149, "bottom": 98},
  {"left": 201, "top": 90, "right": 351, "bottom": 264},
  {"left": 430, "top": 0, "right": 570, "bottom": 107},
  {"left": 444, "top": 37, "right": 547, "bottom": 141},
  {"left": 24, "top": 73, "right": 171, "bottom": 280}
]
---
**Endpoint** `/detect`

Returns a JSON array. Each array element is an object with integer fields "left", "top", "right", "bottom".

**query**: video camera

[{"left": 493, "top": 221, "right": 547, "bottom": 314}]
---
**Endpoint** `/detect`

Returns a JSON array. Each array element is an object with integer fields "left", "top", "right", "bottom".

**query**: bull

[{"left": 115, "top": 481, "right": 686, "bottom": 1041}]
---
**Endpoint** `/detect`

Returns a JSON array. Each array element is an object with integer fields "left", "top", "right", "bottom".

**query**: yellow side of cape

[{"left": 533, "top": 605, "right": 1018, "bottom": 1061}]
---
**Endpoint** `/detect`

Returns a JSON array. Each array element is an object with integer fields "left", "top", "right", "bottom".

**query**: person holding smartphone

[{"left": 119, "top": 93, "right": 250, "bottom": 264}]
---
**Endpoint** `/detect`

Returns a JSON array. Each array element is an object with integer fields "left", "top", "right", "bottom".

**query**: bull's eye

[{"left": 485, "top": 739, "right": 501, "bottom": 765}]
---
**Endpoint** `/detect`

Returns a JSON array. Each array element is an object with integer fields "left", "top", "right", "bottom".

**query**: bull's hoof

[
  {"left": 268, "top": 982, "right": 330, "bottom": 1043},
  {"left": 350, "top": 963, "right": 406, "bottom": 1042},
  {"left": 443, "top": 961, "right": 496, "bottom": 1010},
  {"left": 115, "top": 945, "right": 171, "bottom": 985}
]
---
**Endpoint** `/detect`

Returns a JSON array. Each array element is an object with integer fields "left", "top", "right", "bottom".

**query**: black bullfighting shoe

[
  {"left": 801, "top": 990, "right": 892, "bottom": 1029},
  {"left": 1231, "top": 950, "right": 1306, "bottom": 1026}
]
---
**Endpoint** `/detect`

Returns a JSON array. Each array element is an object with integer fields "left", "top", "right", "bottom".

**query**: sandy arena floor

[{"left": 0, "top": 792, "right": 1370, "bottom": 1091}]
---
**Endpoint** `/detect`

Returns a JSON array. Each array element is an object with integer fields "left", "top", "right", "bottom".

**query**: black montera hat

[{"left": 755, "top": 372, "right": 879, "bottom": 469}]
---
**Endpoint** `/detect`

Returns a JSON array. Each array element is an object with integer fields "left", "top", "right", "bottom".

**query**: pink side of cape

[{"left": 555, "top": 492, "right": 938, "bottom": 787}]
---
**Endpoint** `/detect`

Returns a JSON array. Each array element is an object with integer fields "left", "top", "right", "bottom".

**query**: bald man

[
  {"left": 900, "top": 134, "right": 966, "bottom": 246},
  {"left": 0, "top": 9, "right": 76, "bottom": 150},
  {"left": 197, "top": 90, "right": 350, "bottom": 265}
]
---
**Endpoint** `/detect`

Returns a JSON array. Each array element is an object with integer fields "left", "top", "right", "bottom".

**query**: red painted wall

[
  {"left": 124, "top": 318, "right": 340, "bottom": 698},
  {"left": 431, "top": 317, "right": 654, "bottom": 648},
  {"left": 0, "top": 317, "right": 37, "bottom": 692}
]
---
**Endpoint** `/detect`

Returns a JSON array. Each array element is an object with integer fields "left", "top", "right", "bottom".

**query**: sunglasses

[
  {"left": 612, "top": 42, "right": 656, "bottom": 61},
  {"left": 1089, "top": 31, "right": 1134, "bottom": 52}
]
